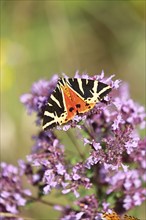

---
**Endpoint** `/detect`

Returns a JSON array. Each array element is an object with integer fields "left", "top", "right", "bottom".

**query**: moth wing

[
  {"left": 66, "top": 78, "right": 111, "bottom": 103},
  {"left": 102, "top": 211, "right": 120, "bottom": 220},
  {"left": 42, "top": 82, "right": 67, "bottom": 130},
  {"left": 124, "top": 215, "right": 139, "bottom": 220}
]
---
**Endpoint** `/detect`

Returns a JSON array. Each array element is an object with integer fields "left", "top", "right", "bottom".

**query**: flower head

[
  {"left": 0, "top": 162, "right": 31, "bottom": 214},
  {"left": 59, "top": 194, "right": 99, "bottom": 220},
  {"left": 20, "top": 75, "right": 58, "bottom": 116}
]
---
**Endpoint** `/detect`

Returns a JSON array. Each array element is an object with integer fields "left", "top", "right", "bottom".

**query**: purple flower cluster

[
  {"left": 20, "top": 75, "right": 58, "bottom": 124},
  {"left": 0, "top": 162, "right": 31, "bottom": 215},
  {"left": 78, "top": 72, "right": 145, "bottom": 215},
  {"left": 1, "top": 71, "right": 145, "bottom": 219},
  {"left": 19, "top": 130, "right": 65, "bottom": 194},
  {"left": 58, "top": 194, "right": 119, "bottom": 220},
  {"left": 100, "top": 165, "right": 146, "bottom": 212},
  {"left": 19, "top": 130, "right": 91, "bottom": 198},
  {"left": 19, "top": 71, "right": 145, "bottom": 218},
  {"left": 58, "top": 194, "right": 101, "bottom": 220}
]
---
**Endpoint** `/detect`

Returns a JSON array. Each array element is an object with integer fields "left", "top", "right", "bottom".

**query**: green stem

[
  {"left": 66, "top": 130, "right": 85, "bottom": 160},
  {"left": 0, "top": 212, "right": 29, "bottom": 219},
  {"left": 82, "top": 124, "right": 95, "bottom": 140},
  {"left": 27, "top": 195, "right": 65, "bottom": 208}
]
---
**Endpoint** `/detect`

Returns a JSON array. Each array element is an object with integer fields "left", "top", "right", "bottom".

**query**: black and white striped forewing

[
  {"left": 42, "top": 82, "right": 67, "bottom": 130},
  {"left": 65, "top": 78, "right": 111, "bottom": 103}
]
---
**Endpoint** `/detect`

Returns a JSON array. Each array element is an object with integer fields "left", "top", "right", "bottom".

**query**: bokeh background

[{"left": 1, "top": 1, "right": 145, "bottom": 219}]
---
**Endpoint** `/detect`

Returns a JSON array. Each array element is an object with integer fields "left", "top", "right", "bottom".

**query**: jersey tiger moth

[
  {"left": 102, "top": 212, "right": 140, "bottom": 220},
  {"left": 43, "top": 78, "right": 111, "bottom": 130}
]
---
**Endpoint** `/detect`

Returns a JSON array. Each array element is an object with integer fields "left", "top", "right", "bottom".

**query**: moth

[
  {"left": 43, "top": 78, "right": 111, "bottom": 130},
  {"left": 102, "top": 211, "right": 120, "bottom": 220},
  {"left": 102, "top": 212, "right": 140, "bottom": 220}
]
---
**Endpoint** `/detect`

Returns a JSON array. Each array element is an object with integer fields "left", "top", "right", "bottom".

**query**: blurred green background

[{"left": 1, "top": 1, "right": 145, "bottom": 219}]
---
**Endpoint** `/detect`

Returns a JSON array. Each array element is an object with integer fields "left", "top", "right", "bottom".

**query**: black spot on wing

[
  {"left": 76, "top": 104, "right": 81, "bottom": 108},
  {"left": 69, "top": 107, "right": 74, "bottom": 112}
]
